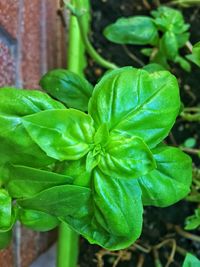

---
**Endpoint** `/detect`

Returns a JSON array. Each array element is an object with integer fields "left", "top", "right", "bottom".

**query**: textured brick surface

[{"left": 0, "top": 0, "right": 66, "bottom": 266}]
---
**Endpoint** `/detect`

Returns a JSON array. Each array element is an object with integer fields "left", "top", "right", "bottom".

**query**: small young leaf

[
  {"left": 40, "top": 69, "right": 93, "bottom": 111},
  {"left": 19, "top": 208, "right": 59, "bottom": 231},
  {"left": 175, "top": 55, "right": 191, "bottom": 72},
  {"left": 160, "top": 31, "right": 178, "bottom": 60},
  {"left": 151, "top": 6, "right": 189, "bottom": 34},
  {"left": 55, "top": 157, "right": 91, "bottom": 187},
  {"left": 104, "top": 16, "right": 158, "bottom": 46},
  {"left": 185, "top": 208, "right": 200, "bottom": 230},
  {"left": 22, "top": 109, "right": 95, "bottom": 161},
  {"left": 99, "top": 135, "right": 156, "bottom": 179},
  {"left": 138, "top": 145, "right": 192, "bottom": 207}
]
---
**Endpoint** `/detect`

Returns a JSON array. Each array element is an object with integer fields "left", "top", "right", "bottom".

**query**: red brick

[
  {"left": 0, "top": 0, "right": 67, "bottom": 265},
  {"left": 0, "top": 0, "right": 19, "bottom": 38}
]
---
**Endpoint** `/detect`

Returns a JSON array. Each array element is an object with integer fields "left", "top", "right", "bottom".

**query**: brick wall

[{"left": 0, "top": 0, "right": 66, "bottom": 266}]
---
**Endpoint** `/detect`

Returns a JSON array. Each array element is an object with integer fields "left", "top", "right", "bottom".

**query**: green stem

[
  {"left": 168, "top": 0, "right": 200, "bottom": 6},
  {"left": 57, "top": 1, "right": 90, "bottom": 267},
  {"left": 65, "top": 0, "right": 118, "bottom": 70},
  {"left": 57, "top": 223, "right": 79, "bottom": 267}
]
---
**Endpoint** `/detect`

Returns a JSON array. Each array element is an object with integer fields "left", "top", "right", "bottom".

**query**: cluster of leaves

[
  {"left": 0, "top": 67, "right": 192, "bottom": 250},
  {"left": 104, "top": 6, "right": 192, "bottom": 71}
]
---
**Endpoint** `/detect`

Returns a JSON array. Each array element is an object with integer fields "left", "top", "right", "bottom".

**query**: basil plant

[
  {"left": 104, "top": 6, "right": 191, "bottom": 72},
  {"left": 0, "top": 67, "right": 192, "bottom": 250}
]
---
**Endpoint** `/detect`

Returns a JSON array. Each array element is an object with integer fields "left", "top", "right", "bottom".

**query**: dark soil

[{"left": 79, "top": 1, "right": 200, "bottom": 266}]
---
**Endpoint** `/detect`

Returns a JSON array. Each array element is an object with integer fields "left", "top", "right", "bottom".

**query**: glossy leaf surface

[
  {"left": 99, "top": 135, "right": 155, "bottom": 179},
  {"left": 19, "top": 208, "right": 59, "bottom": 231},
  {"left": 138, "top": 145, "right": 192, "bottom": 207},
  {"left": 18, "top": 185, "right": 91, "bottom": 217},
  {"left": 89, "top": 67, "right": 180, "bottom": 148},
  {"left": 62, "top": 170, "right": 143, "bottom": 250},
  {"left": 40, "top": 69, "right": 93, "bottom": 111},
  {"left": 7, "top": 164, "right": 73, "bottom": 198},
  {"left": 22, "top": 109, "right": 95, "bottom": 160},
  {"left": 104, "top": 16, "right": 158, "bottom": 45}
]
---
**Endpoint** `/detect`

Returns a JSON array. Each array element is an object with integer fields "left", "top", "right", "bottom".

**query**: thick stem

[{"left": 57, "top": 1, "right": 90, "bottom": 267}]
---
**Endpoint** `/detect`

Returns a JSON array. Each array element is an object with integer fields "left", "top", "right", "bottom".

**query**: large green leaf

[
  {"left": 40, "top": 69, "right": 93, "bottom": 111},
  {"left": 104, "top": 16, "right": 158, "bottom": 46},
  {"left": 138, "top": 145, "right": 192, "bottom": 207},
  {"left": 18, "top": 184, "right": 91, "bottom": 217},
  {"left": 7, "top": 164, "right": 73, "bottom": 198},
  {"left": 99, "top": 134, "right": 156, "bottom": 179},
  {"left": 22, "top": 109, "right": 95, "bottom": 161},
  {"left": 62, "top": 170, "right": 143, "bottom": 250},
  {"left": 89, "top": 67, "right": 180, "bottom": 148},
  {"left": 19, "top": 208, "right": 59, "bottom": 232}
]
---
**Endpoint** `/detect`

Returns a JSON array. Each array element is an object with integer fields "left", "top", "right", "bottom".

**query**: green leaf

[
  {"left": 62, "top": 170, "right": 143, "bottom": 250},
  {"left": 55, "top": 157, "right": 91, "bottom": 187},
  {"left": 0, "top": 230, "right": 12, "bottom": 249},
  {"left": 141, "top": 48, "right": 153, "bottom": 57},
  {"left": 183, "top": 253, "right": 200, "bottom": 267},
  {"left": 18, "top": 184, "right": 91, "bottom": 217},
  {"left": 89, "top": 67, "right": 180, "bottom": 148},
  {"left": 22, "top": 109, "right": 95, "bottom": 161},
  {"left": 175, "top": 55, "right": 191, "bottom": 72},
  {"left": 104, "top": 16, "right": 158, "bottom": 46},
  {"left": 185, "top": 208, "right": 200, "bottom": 230},
  {"left": 151, "top": 50, "right": 170, "bottom": 69},
  {"left": 0, "top": 189, "right": 12, "bottom": 229},
  {"left": 151, "top": 6, "right": 189, "bottom": 34},
  {"left": 99, "top": 135, "right": 156, "bottom": 179},
  {"left": 160, "top": 31, "right": 178, "bottom": 60},
  {"left": 177, "top": 32, "right": 190, "bottom": 48},
  {"left": 0, "top": 115, "right": 55, "bottom": 180},
  {"left": 184, "top": 137, "right": 196, "bottom": 148},
  {"left": 186, "top": 41, "right": 200, "bottom": 67},
  {"left": 0, "top": 87, "right": 64, "bottom": 116},
  {"left": 143, "top": 63, "right": 166, "bottom": 73},
  {"left": 0, "top": 88, "right": 64, "bottom": 180},
  {"left": 40, "top": 69, "right": 93, "bottom": 111},
  {"left": 7, "top": 164, "right": 73, "bottom": 198},
  {"left": 138, "top": 145, "right": 192, "bottom": 207},
  {"left": 19, "top": 208, "right": 59, "bottom": 232}
]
